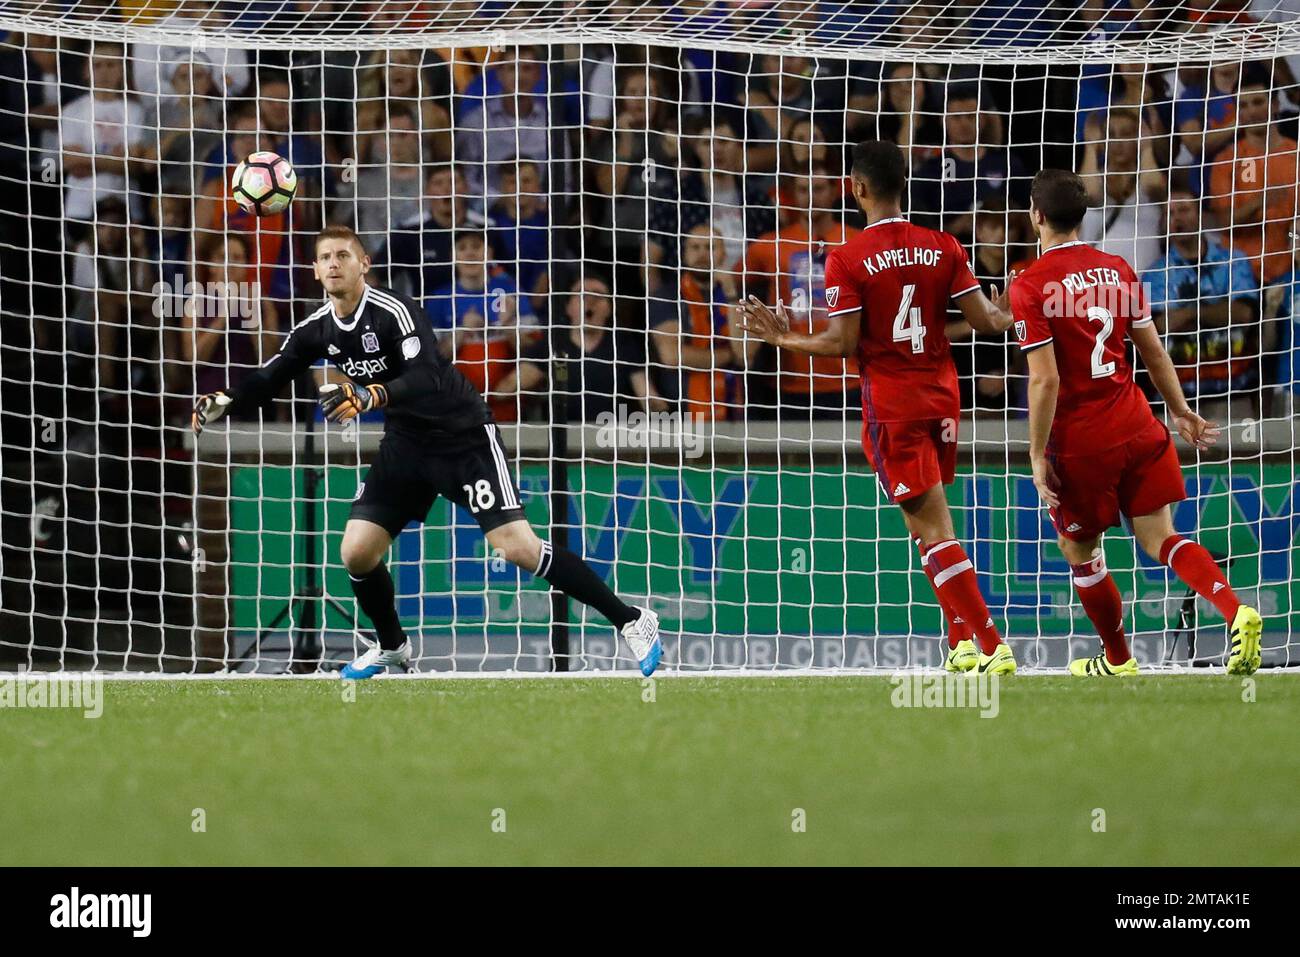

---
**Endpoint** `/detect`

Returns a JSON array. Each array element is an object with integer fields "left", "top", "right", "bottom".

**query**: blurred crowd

[{"left": 1, "top": 0, "right": 1299, "bottom": 460}]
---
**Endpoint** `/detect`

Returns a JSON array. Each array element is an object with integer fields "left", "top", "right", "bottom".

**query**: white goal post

[{"left": 0, "top": 0, "right": 1297, "bottom": 673}]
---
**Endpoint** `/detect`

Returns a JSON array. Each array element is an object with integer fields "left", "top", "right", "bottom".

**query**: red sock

[
  {"left": 916, "top": 538, "right": 969, "bottom": 649},
  {"left": 1159, "top": 535, "right": 1240, "bottom": 621},
  {"left": 924, "top": 539, "right": 1001, "bottom": 655},
  {"left": 1070, "top": 553, "right": 1130, "bottom": 665}
]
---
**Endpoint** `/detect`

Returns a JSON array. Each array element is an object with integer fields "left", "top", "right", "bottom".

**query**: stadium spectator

[
  {"left": 69, "top": 197, "right": 155, "bottom": 394},
  {"left": 182, "top": 232, "right": 282, "bottom": 402},
  {"left": 498, "top": 276, "right": 662, "bottom": 421},
  {"left": 194, "top": 107, "right": 289, "bottom": 298},
  {"left": 345, "top": 110, "right": 426, "bottom": 246},
  {"left": 490, "top": 159, "right": 555, "bottom": 312},
  {"left": 743, "top": 53, "right": 814, "bottom": 173},
  {"left": 910, "top": 84, "right": 1027, "bottom": 241},
  {"left": 1173, "top": 61, "right": 1243, "bottom": 177},
  {"left": 1142, "top": 186, "right": 1260, "bottom": 422},
  {"left": 376, "top": 163, "right": 497, "bottom": 300},
  {"left": 1080, "top": 107, "right": 1168, "bottom": 274},
  {"left": 680, "top": 118, "right": 770, "bottom": 267},
  {"left": 60, "top": 41, "right": 151, "bottom": 232},
  {"left": 146, "top": 55, "right": 223, "bottom": 200},
  {"left": 1267, "top": 213, "right": 1300, "bottom": 415},
  {"left": 1207, "top": 79, "right": 1300, "bottom": 284},
  {"left": 869, "top": 61, "right": 944, "bottom": 159},
  {"left": 355, "top": 48, "right": 454, "bottom": 165},
  {"left": 950, "top": 199, "right": 1013, "bottom": 412},
  {"left": 425, "top": 230, "right": 536, "bottom": 345},
  {"left": 587, "top": 67, "right": 681, "bottom": 292},
  {"left": 650, "top": 225, "right": 739, "bottom": 421},
  {"left": 131, "top": 0, "right": 250, "bottom": 101},
  {"left": 741, "top": 170, "right": 860, "bottom": 418},
  {"left": 455, "top": 46, "right": 550, "bottom": 199}
]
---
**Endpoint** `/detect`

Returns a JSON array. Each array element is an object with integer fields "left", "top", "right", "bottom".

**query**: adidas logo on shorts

[
  {"left": 1213, "top": 582, "right": 1224, "bottom": 593},
  {"left": 1066, "top": 523, "right": 1082, "bottom": 532},
  {"left": 893, "top": 482, "right": 910, "bottom": 496}
]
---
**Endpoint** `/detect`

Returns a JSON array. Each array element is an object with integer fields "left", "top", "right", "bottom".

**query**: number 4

[{"left": 892, "top": 283, "right": 925, "bottom": 354}]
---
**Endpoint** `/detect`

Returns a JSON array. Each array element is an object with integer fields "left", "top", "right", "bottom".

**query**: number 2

[
  {"left": 1087, "top": 306, "right": 1116, "bottom": 378},
  {"left": 892, "top": 283, "right": 925, "bottom": 354}
]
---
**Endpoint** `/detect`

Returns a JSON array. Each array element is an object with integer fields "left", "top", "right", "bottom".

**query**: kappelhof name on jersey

[{"left": 861, "top": 245, "right": 944, "bottom": 276}]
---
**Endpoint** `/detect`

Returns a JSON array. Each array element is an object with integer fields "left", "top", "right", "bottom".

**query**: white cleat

[
  {"left": 340, "top": 636, "right": 411, "bottom": 679},
  {"left": 621, "top": 607, "right": 663, "bottom": 676}
]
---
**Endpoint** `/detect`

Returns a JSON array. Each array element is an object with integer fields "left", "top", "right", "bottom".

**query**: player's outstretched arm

[
  {"left": 191, "top": 315, "right": 323, "bottom": 435},
  {"left": 956, "top": 279, "right": 1014, "bottom": 334},
  {"left": 1129, "top": 322, "right": 1219, "bottom": 450},
  {"left": 734, "top": 295, "right": 860, "bottom": 358}
]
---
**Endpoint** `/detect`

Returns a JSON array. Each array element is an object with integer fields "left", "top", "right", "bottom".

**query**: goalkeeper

[{"left": 192, "top": 224, "right": 662, "bottom": 677}]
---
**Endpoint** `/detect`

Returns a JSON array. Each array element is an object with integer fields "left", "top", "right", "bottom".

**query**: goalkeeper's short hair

[{"left": 315, "top": 223, "right": 369, "bottom": 257}]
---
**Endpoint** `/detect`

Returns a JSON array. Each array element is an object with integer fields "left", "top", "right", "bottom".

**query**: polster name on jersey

[{"left": 861, "top": 246, "right": 944, "bottom": 276}]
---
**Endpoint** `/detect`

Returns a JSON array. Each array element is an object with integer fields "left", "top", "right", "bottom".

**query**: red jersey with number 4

[
  {"left": 823, "top": 217, "right": 981, "bottom": 423},
  {"left": 1009, "top": 241, "right": 1156, "bottom": 457}
]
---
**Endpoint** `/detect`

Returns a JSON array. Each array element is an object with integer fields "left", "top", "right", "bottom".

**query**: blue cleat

[
  {"left": 621, "top": 607, "right": 662, "bottom": 676},
  {"left": 340, "top": 636, "right": 411, "bottom": 679}
]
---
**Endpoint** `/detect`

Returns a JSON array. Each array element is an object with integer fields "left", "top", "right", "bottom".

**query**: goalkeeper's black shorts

[{"left": 350, "top": 424, "right": 526, "bottom": 538}]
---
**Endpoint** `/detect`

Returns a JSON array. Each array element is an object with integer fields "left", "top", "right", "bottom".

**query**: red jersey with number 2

[
  {"left": 1009, "top": 241, "right": 1156, "bottom": 457},
  {"left": 823, "top": 218, "right": 982, "bottom": 423}
]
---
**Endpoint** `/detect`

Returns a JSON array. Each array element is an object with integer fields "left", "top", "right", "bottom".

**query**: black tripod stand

[
  {"left": 237, "top": 402, "right": 355, "bottom": 672},
  {"left": 1164, "top": 551, "right": 1234, "bottom": 667}
]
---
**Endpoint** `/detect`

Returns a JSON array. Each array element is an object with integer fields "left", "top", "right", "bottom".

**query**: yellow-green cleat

[
  {"left": 944, "top": 639, "right": 979, "bottom": 673},
  {"left": 975, "top": 642, "right": 1016, "bottom": 676},
  {"left": 1068, "top": 654, "right": 1138, "bottom": 677},
  {"left": 1226, "top": 605, "right": 1263, "bottom": 676}
]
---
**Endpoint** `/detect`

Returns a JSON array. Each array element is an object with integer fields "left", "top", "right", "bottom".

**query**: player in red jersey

[
  {"left": 738, "top": 140, "right": 1018, "bottom": 675},
  {"left": 1012, "top": 169, "right": 1263, "bottom": 676}
]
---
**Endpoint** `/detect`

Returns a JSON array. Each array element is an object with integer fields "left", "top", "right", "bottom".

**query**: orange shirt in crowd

[
  {"left": 679, "top": 272, "right": 731, "bottom": 421},
  {"left": 1208, "top": 136, "right": 1299, "bottom": 283},
  {"left": 744, "top": 221, "right": 861, "bottom": 394},
  {"left": 212, "top": 171, "right": 286, "bottom": 296}
]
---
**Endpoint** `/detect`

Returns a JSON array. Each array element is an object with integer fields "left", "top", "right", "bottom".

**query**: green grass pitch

[{"left": 4, "top": 675, "right": 1297, "bottom": 866}]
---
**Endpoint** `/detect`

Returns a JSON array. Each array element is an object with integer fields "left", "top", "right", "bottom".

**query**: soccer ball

[{"left": 231, "top": 151, "right": 297, "bottom": 216}]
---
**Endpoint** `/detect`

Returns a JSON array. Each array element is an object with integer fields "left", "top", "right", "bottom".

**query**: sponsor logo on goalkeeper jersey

[
  {"left": 49, "top": 887, "right": 150, "bottom": 937},
  {"left": 362, "top": 331, "right": 381, "bottom": 353},
  {"left": 0, "top": 671, "right": 102, "bottom": 718},
  {"left": 340, "top": 355, "right": 388, "bottom": 379}
]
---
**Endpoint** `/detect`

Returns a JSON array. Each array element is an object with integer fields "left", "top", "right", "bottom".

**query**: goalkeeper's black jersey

[{"left": 227, "top": 282, "right": 493, "bottom": 441}]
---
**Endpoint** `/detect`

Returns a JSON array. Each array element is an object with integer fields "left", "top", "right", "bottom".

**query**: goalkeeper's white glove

[
  {"left": 318, "top": 381, "right": 388, "bottom": 423},
  {"left": 192, "top": 392, "right": 232, "bottom": 435}
]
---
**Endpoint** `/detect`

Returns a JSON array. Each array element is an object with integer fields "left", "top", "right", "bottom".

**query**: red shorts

[
  {"left": 862, "top": 417, "right": 957, "bottom": 503},
  {"left": 1049, "top": 418, "right": 1187, "bottom": 541}
]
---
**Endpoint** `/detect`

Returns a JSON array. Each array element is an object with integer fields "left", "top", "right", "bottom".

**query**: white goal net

[{"left": 1, "top": 0, "right": 1298, "bottom": 673}]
